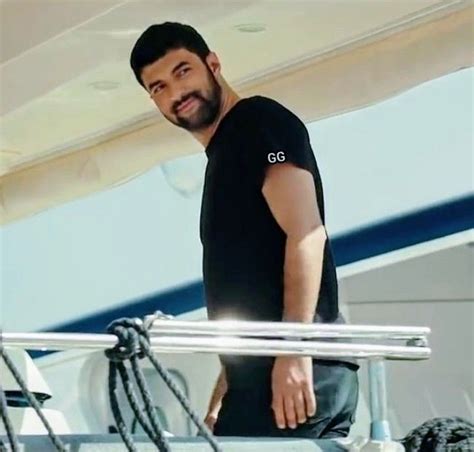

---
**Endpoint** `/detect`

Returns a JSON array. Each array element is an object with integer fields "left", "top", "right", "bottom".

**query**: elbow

[
  {"left": 285, "top": 229, "right": 327, "bottom": 262},
  {"left": 286, "top": 223, "right": 327, "bottom": 246}
]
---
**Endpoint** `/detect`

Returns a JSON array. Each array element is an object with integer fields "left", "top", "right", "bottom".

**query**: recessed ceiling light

[
  {"left": 234, "top": 23, "right": 266, "bottom": 33},
  {"left": 89, "top": 81, "right": 121, "bottom": 91}
]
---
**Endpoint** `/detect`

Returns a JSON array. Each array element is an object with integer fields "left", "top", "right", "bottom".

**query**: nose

[{"left": 170, "top": 89, "right": 190, "bottom": 112}]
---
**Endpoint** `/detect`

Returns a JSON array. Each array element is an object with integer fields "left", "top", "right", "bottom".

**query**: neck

[{"left": 193, "top": 90, "right": 241, "bottom": 148}]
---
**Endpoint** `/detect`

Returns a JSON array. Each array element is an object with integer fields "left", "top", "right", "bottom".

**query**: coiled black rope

[
  {"left": 0, "top": 346, "right": 66, "bottom": 452},
  {"left": 400, "top": 416, "right": 474, "bottom": 451},
  {"left": 105, "top": 317, "right": 222, "bottom": 452}
]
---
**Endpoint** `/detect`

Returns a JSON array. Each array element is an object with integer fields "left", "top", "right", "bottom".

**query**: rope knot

[
  {"left": 105, "top": 317, "right": 149, "bottom": 362},
  {"left": 103, "top": 315, "right": 222, "bottom": 452}
]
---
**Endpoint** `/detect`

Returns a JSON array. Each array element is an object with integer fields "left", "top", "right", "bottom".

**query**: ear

[{"left": 206, "top": 52, "right": 221, "bottom": 76}]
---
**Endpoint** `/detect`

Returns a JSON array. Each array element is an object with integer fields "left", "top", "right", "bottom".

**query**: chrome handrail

[
  {"left": 1, "top": 331, "right": 430, "bottom": 360},
  {"left": 1, "top": 318, "right": 433, "bottom": 443},
  {"left": 147, "top": 318, "right": 430, "bottom": 340}
]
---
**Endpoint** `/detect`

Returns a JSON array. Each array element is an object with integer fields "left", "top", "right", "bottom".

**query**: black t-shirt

[{"left": 200, "top": 95, "right": 358, "bottom": 378}]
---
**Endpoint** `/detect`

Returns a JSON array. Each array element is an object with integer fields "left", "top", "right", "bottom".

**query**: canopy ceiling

[{"left": 0, "top": 0, "right": 472, "bottom": 224}]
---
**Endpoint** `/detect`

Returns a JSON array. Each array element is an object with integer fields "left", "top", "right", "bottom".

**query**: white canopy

[{"left": 0, "top": 1, "right": 472, "bottom": 224}]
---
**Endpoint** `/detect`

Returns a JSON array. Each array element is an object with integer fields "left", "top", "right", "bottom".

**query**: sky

[{"left": 1, "top": 67, "right": 472, "bottom": 332}]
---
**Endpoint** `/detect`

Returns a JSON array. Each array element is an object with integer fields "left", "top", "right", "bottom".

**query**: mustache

[{"left": 175, "top": 94, "right": 202, "bottom": 112}]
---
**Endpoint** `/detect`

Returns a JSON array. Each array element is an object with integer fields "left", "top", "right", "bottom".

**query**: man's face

[{"left": 141, "top": 48, "right": 222, "bottom": 132}]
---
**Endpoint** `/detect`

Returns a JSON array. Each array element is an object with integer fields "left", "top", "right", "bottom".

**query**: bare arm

[
  {"left": 262, "top": 162, "right": 323, "bottom": 428},
  {"left": 282, "top": 226, "right": 326, "bottom": 323},
  {"left": 262, "top": 162, "right": 325, "bottom": 323},
  {"left": 204, "top": 365, "right": 228, "bottom": 431}
]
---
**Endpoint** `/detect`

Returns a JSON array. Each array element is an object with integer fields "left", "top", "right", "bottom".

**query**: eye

[
  {"left": 178, "top": 67, "right": 190, "bottom": 77},
  {"left": 151, "top": 85, "right": 163, "bottom": 95}
]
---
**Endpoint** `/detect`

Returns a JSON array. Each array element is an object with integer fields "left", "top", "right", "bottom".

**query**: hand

[
  {"left": 204, "top": 408, "right": 220, "bottom": 432},
  {"left": 271, "top": 356, "right": 316, "bottom": 429}
]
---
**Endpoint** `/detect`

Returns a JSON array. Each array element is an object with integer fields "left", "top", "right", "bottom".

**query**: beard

[{"left": 166, "top": 65, "right": 222, "bottom": 132}]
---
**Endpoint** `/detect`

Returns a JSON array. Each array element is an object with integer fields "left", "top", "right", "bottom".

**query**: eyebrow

[{"left": 147, "top": 61, "right": 190, "bottom": 91}]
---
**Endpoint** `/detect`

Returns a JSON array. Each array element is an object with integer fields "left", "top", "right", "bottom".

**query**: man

[{"left": 130, "top": 22, "right": 359, "bottom": 439}]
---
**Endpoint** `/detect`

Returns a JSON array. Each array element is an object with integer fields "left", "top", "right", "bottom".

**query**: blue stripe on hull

[{"left": 31, "top": 193, "right": 473, "bottom": 358}]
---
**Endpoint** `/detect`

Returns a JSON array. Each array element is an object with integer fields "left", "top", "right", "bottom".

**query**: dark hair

[{"left": 130, "top": 22, "right": 211, "bottom": 90}]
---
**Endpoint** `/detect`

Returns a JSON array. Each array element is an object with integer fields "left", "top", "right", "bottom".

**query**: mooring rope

[
  {"left": 0, "top": 345, "right": 66, "bottom": 451},
  {"left": 104, "top": 317, "right": 222, "bottom": 452},
  {"left": 400, "top": 416, "right": 474, "bottom": 451}
]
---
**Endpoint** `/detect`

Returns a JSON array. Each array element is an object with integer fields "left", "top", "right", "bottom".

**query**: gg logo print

[{"left": 267, "top": 151, "right": 286, "bottom": 163}]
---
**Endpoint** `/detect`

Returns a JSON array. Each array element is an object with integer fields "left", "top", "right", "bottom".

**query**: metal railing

[
  {"left": 1, "top": 317, "right": 431, "bottom": 443},
  {"left": 1, "top": 331, "right": 429, "bottom": 360},
  {"left": 146, "top": 318, "right": 430, "bottom": 340}
]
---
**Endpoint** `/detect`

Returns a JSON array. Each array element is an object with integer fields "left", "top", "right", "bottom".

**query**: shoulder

[
  {"left": 245, "top": 96, "right": 306, "bottom": 131},
  {"left": 246, "top": 95, "right": 299, "bottom": 117}
]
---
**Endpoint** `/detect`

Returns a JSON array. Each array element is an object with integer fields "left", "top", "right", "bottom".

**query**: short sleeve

[{"left": 245, "top": 98, "right": 314, "bottom": 186}]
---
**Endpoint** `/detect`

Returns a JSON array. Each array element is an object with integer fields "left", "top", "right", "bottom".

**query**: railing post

[{"left": 368, "top": 358, "right": 392, "bottom": 441}]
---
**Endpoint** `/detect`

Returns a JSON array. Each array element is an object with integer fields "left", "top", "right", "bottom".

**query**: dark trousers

[{"left": 214, "top": 360, "right": 359, "bottom": 439}]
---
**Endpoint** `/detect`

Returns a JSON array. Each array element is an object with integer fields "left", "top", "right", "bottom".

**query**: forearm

[
  {"left": 206, "top": 366, "right": 228, "bottom": 414},
  {"left": 282, "top": 225, "right": 327, "bottom": 323}
]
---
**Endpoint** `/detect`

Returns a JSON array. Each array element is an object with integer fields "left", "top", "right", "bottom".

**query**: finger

[
  {"left": 272, "top": 395, "right": 286, "bottom": 429},
  {"left": 304, "top": 384, "right": 317, "bottom": 417},
  {"left": 294, "top": 390, "right": 307, "bottom": 424},
  {"left": 283, "top": 396, "right": 297, "bottom": 429}
]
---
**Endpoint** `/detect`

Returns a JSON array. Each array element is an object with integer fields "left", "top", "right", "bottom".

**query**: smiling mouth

[{"left": 177, "top": 97, "right": 198, "bottom": 113}]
